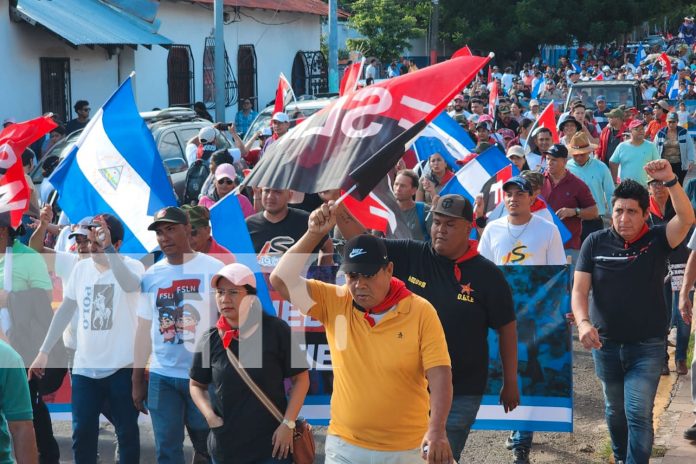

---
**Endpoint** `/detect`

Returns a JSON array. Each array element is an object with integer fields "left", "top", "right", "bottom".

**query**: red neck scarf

[
  {"left": 453, "top": 240, "right": 480, "bottom": 282},
  {"left": 216, "top": 316, "right": 239, "bottom": 349},
  {"left": 530, "top": 197, "right": 547, "bottom": 213},
  {"left": 649, "top": 196, "right": 665, "bottom": 220},
  {"left": 354, "top": 278, "right": 412, "bottom": 327},
  {"left": 439, "top": 170, "right": 455, "bottom": 186},
  {"left": 621, "top": 223, "right": 650, "bottom": 249}
]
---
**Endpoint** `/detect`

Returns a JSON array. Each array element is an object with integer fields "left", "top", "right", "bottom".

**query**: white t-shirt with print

[
  {"left": 64, "top": 256, "right": 145, "bottom": 379},
  {"left": 478, "top": 214, "right": 566, "bottom": 266},
  {"left": 138, "top": 253, "right": 224, "bottom": 379}
]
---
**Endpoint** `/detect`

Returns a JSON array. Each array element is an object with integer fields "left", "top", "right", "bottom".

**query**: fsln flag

[
  {"left": 452, "top": 45, "right": 472, "bottom": 58},
  {"left": 49, "top": 75, "right": 177, "bottom": 253},
  {"left": 339, "top": 58, "right": 365, "bottom": 96},
  {"left": 242, "top": 51, "right": 491, "bottom": 197},
  {"left": 0, "top": 116, "right": 56, "bottom": 227},
  {"left": 593, "top": 73, "right": 604, "bottom": 81},
  {"left": 273, "top": 72, "right": 296, "bottom": 115},
  {"left": 340, "top": 177, "right": 409, "bottom": 238},
  {"left": 439, "top": 145, "right": 512, "bottom": 203},
  {"left": 413, "top": 112, "right": 476, "bottom": 171},
  {"left": 209, "top": 193, "right": 274, "bottom": 312},
  {"left": 526, "top": 101, "right": 560, "bottom": 147}
]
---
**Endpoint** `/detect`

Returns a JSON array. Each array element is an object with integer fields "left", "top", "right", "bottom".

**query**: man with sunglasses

[
  {"left": 29, "top": 214, "right": 144, "bottom": 463},
  {"left": 271, "top": 233, "right": 453, "bottom": 464},
  {"left": 133, "top": 206, "right": 223, "bottom": 464},
  {"left": 66, "top": 100, "right": 90, "bottom": 135}
]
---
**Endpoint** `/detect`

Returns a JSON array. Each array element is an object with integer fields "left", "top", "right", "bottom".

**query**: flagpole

[
  {"left": 335, "top": 185, "right": 357, "bottom": 206},
  {"left": 523, "top": 100, "right": 554, "bottom": 150}
]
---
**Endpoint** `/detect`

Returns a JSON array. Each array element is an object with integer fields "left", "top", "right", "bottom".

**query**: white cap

[
  {"left": 2, "top": 117, "right": 15, "bottom": 126},
  {"left": 198, "top": 126, "right": 216, "bottom": 144},
  {"left": 271, "top": 112, "right": 290, "bottom": 123}
]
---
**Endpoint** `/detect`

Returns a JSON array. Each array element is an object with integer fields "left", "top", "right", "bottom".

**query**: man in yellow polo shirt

[{"left": 271, "top": 218, "right": 454, "bottom": 464}]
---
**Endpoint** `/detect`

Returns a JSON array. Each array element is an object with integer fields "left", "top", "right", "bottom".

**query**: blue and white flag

[
  {"left": 530, "top": 77, "right": 543, "bottom": 100},
  {"left": 439, "top": 145, "right": 511, "bottom": 202},
  {"left": 571, "top": 60, "right": 581, "bottom": 73},
  {"left": 412, "top": 112, "right": 476, "bottom": 171},
  {"left": 668, "top": 72, "right": 680, "bottom": 99},
  {"left": 49, "top": 75, "right": 177, "bottom": 253},
  {"left": 209, "top": 193, "right": 274, "bottom": 312},
  {"left": 634, "top": 42, "right": 646, "bottom": 67}
]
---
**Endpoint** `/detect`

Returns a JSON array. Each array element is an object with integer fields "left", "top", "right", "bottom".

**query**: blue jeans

[
  {"left": 509, "top": 430, "right": 533, "bottom": 450},
  {"left": 671, "top": 290, "right": 693, "bottom": 361},
  {"left": 592, "top": 337, "right": 664, "bottom": 464},
  {"left": 148, "top": 372, "right": 209, "bottom": 464},
  {"left": 71, "top": 368, "right": 139, "bottom": 464},
  {"left": 446, "top": 395, "right": 482, "bottom": 461}
]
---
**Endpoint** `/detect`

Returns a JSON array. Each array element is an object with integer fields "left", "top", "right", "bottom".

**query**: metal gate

[
  {"left": 291, "top": 51, "right": 328, "bottom": 97},
  {"left": 40, "top": 58, "right": 71, "bottom": 123},
  {"left": 237, "top": 45, "right": 257, "bottom": 111},
  {"left": 167, "top": 45, "right": 194, "bottom": 107},
  {"left": 203, "top": 37, "right": 238, "bottom": 109}
]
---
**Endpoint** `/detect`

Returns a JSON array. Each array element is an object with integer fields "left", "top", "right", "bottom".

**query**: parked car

[
  {"left": 31, "top": 107, "right": 230, "bottom": 202},
  {"left": 564, "top": 80, "right": 643, "bottom": 112}
]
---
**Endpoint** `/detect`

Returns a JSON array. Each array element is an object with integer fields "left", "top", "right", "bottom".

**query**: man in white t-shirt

[
  {"left": 478, "top": 176, "right": 565, "bottom": 464},
  {"left": 29, "top": 214, "right": 145, "bottom": 463},
  {"left": 133, "top": 206, "right": 223, "bottom": 464}
]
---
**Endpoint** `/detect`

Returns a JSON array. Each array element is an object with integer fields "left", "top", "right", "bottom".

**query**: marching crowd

[{"left": 5, "top": 32, "right": 696, "bottom": 464}]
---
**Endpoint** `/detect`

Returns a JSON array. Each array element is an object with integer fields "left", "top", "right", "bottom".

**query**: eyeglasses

[
  {"left": 215, "top": 288, "right": 247, "bottom": 298},
  {"left": 346, "top": 271, "right": 378, "bottom": 280},
  {"left": 217, "top": 179, "right": 234, "bottom": 185}
]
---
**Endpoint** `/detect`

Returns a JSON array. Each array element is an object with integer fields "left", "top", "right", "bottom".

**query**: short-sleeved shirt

[
  {"left": 609, "top": 140, "right": 661, "bottom": 186},
  {"left": 246, "top": 208, "right": 327, "bottom": 269},
  {"left": 478, "top": 215, "right": 567, "bottom": 265},
  {"left": 138, "top": 253, "right": 224, "bottom": 379},
  {"left": 576, "top": 225, "right": 673, "bottom": 342},
  {"left": 0, "top": 341, "right": 32, "bottom": 464},
  {"left": 0, "top": 241, "right": 53, "bottom": 292},
  {"left": 541, "top": 171, "right": 597, "bottom": 249},
  {"left": 190, "top": 315, "right": 308, "bottom": 463},
  {"left": 306, "top": 279, "right": 450, "bottom": 451},
  {"left": 385, "top": 240, "right": 515, "bottom": 395}
]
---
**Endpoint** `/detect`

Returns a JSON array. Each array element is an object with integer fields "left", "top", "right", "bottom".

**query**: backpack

[{"left": 182, "top": 159, "right": 210, "bottom": 205}]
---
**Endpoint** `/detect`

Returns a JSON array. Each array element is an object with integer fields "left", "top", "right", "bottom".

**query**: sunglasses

[
  {"left": 346, "top": 270, "right": 380, "bottom": 280},
  {"left": 217, "top": 178, "right": 234, "bottom": 185}
]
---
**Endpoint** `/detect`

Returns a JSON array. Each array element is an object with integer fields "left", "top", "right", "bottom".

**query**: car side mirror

[{"left": 164, "top": 157, "right": 187, "bottom": 174}]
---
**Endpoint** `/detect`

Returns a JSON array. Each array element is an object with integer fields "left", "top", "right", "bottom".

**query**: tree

[{"left": 343, "top": 0, "right": 428, "bottom": 64}]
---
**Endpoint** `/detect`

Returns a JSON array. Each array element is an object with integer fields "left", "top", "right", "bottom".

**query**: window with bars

[
  {"left": 237, "top": 45, "right": 258, "bottom": 111},
  {"left": 167, "top": 45, "right": 194, "bottom": 107},
  {"left": 202, "top": 37, "right": 237, "bottom": 109},
  {"left": 40, "top": 58, "right": 71, "bottom": 124}
]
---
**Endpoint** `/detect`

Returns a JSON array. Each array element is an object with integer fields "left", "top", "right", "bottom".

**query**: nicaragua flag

[
  {"left": 439, "top": 145, "right": 511, "bottom": 202},
  {"left": 209, "top": 193, "right": 274, "bottom": 313},
  {"left": 49, "top": 75, "right": 177, "bottom": 253},
  {"left": 530, "top": 77, "right": 543, "bottom": 99},
  {"left": 634, "top": 43, "right": 646, "bottom": 67},
  {"left": 668, "top": 72, "right": 680, "bottom": 99},
  {"left": 412, "top": 112, "right": 477, "bottom": 171}
]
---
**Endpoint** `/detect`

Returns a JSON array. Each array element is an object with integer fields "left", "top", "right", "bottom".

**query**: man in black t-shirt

[
  {"left": 327, "top": 192, "right": 519, "bottom": 460},
  {"left": 572, "top": 161, "right": 694, "bottom": 464},
  {"left": 246, "top": 188, "right": 332, "bottom": 270}
]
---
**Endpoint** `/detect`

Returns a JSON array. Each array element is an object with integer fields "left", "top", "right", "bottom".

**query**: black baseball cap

[
  {"left": 545, "top": 144, "right": 568, "bottom": 159},
  {"left": 503, "top": 176, "right": 533, "bottom": 195},
  {"left": 341, "top": 234, "right": 389, "bottom": 275},
  {"left": 148, "top": 206, "right": 189, "bottom": 231},
  {"left": 430, "top": 194, "right": 474, "bottom": 221},
  {"left": 89, "top": 213, "right": 125, "bottom": 244}
]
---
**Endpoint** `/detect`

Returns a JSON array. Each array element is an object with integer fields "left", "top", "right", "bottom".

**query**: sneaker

[
  {"left": 684, "top": 421, "right": 696, "bottom": 441},
  {"left": 505, "top": 434, "right": 514, "bottom": 450},
  {"left": 513, "top": 447, "right": 530, "bottom": 464},
  {"left": 667, "top": 327, "right": 677, "bottom": 346},
  {"left": 661, "top": 362, "right": 670, "bottom": 375},
  {"left": 677, "top": 360, "right": 688, "bottom": 376}
]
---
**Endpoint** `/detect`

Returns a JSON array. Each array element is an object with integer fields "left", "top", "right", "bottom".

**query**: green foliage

[{"left": 344, "top": 0, "right": 427, "bottom": 63}]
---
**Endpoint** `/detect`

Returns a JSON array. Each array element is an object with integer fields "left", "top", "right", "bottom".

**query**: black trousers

[{"left": 28, "top": 378, "right": 60, "bottom": 464}]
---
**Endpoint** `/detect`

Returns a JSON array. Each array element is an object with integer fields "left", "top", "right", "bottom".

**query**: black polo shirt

[
  {"left": 576, "top": 225, "right": 673, "bottom": 342},
  {"left": 385, "top": 240, "right": 515, "bottom": 395}
]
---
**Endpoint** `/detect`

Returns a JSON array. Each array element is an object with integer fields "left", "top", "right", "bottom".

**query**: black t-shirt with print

[
  {"left": 190, "top": 314, "right": 308, "bottom": 463},
  {"left": 576, "top": 225, "right": 673, "bottom": 342},
  {"left": 385, "top": 239, "right": 516, "bottom": 395}
]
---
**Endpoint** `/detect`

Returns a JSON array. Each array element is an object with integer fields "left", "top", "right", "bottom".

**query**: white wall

[
  {"left": 134, "top": 2, "right": 321, "bottom": 121},
  {"left": 0, "top": 8, "right": 120, "bottom": 123}
]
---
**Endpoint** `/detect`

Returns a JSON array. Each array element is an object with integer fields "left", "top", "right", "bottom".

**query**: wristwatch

[
  {"left": 663, "top": 176, "right": 679, "bottom": 188},
  {"left": 575, "top": 207, "right": 581, "bottom": 217},
  {"left": 282, "top": 419, "right": 296, "bottom": 430}
]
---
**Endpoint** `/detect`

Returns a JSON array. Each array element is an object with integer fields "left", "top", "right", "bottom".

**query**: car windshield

[
  {"left": 567, "top": 86, "right": 635, "bottom": 111},
  {"left": 30, "top": 132, "right": 81, "bottom": 184},
  {"left": 243, "top": 101, "right": 332, "bottom": 144}
]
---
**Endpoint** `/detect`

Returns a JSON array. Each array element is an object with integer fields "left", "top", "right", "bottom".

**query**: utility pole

[
  {"left": 214, "top": 0, "right": 225, "bottom": 122},
  {"left": 430, "top": 0, "right": 439, "bottom": 65},
  {"left": 328, "top": 0, "right": 339, "bottom": 93}
]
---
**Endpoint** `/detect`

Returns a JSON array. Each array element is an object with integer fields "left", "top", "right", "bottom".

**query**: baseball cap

[
  {"left": 497, "top": 128, "right": 515, "bottom": 140},
  {"left": 2, "top": 117, "right": 15, "bottom": 126},
  {"left": 503, "top": 176, "right": 533, "bottom": 195},
  {"left": 341, "top": 234, "right": 389, "bottom": 276},
  {"left": 214, "top": 163, "right": 237, "bottom": 181},
  {"left": 506, "top": 145, "right": 526, "bottom": 159},
  {"left": 430, "top": 194, "right": 474, "bottom": 221},
  {"left": 89, "top": 214, "right": 125, "bottom": 244},
  {"left": 181, "top": 205, "right": 210, "bottom": 229},
  {"left": 595, "top": 95, "right": 606, "bottom": 102},
  {"left": 666, "top": 112, "right": 679, "bottom": 122},
  {"left": 148, "top": 206, "right": 189, "bottom": 231},
  {"left": 545, "top": 144, "right": 568, "bottom": 159},
  {"left": 642, "top": 106, "right": 654, "bottom": 114},
  {"left": 211, "top": 263, "right": 256, "bottom": 289},
  {"left": 606, "top": 108, "right": 624, "bottom": 119},
  {"left": 271, "top": 112, "right": 290, "bottom": 123},
  {"left": 68, "top": 216, "right": 94, "bottom": 239},
  {"left": 198, "top": 126, "right": 216, "bottom": 144},
  {"left": 628, "top": 119, "right": 646, "bottom": 130},
  {"left": 476, "top": 121, "right": 492, "bottom": 131},
  {"left": 529, "top": 99, "right": 540, "bottom": 107},
  {"left": 655, "top": 100, "right": 671, "bottom": 112},
  {"left": 499, "top": 106, "right": 511, "bottom": 114}
]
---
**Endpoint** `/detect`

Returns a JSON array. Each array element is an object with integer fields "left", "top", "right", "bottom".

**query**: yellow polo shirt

[{"left": 307, "top": 279, "right": 451, "bottom": 451}]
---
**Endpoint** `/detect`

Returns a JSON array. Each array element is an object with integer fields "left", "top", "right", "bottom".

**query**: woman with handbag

[{"left": 190, "top": 263, "right": 310, "bottom": 464}]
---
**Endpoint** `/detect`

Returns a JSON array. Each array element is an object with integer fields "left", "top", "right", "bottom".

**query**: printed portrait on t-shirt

[
  {"left": 90, "top": 284, "right": 114, "bottom": 331},
  {"left": 155, "top": 279, "right": 203, "bottom": 344}
]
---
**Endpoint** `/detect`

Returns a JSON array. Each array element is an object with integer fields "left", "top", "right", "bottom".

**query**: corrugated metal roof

[
  {"left": 193, "top": 0, "right": 349, "bottom": 18},
  {"left": 14, "top": 0, "right": 172, "bottom": 47}
]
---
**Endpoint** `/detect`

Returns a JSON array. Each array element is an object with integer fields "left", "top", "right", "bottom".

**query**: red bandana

[
  {"left": 648, "top": 196, "right": 664, "bottom": 220},
  {"left": 453, "top": 240, "right": 480, "bottom": 282},
  {"left": 530, "top": 197, "right": 547, "bottom": 213},
  {"left": 622, "top": 223, "right": 650, "bottom": 249},
  {"left": 216, "top": 316, "right": 239, "bottom": 349},
  {"left": 355, "top": 278, "right": 412, "bottom": 327}
]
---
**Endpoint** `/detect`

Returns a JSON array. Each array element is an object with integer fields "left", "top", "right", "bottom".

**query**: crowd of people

[{"left": 4, "top": 30, "right": 696, "bottom": 464}]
